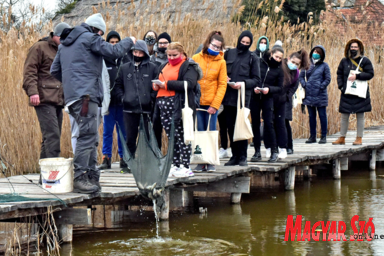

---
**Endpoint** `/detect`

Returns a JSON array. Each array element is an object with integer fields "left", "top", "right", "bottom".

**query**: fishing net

[{"left": 118, "top": 115, "right": 174, "bottom": 199}]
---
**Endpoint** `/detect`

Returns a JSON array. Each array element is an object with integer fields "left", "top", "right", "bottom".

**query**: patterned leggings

[{"left": 157, "top": 97, "right": 192, "bottom": 168}]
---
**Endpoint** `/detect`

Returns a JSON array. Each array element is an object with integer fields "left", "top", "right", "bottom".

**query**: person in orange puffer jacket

[{"left": 192, "top": 31, "right": 227, "bottom": 173}]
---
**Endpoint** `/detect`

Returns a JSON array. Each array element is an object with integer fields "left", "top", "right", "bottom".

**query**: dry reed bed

[{"left": 0, "top": 0, "right": 383, "bottom": 175}]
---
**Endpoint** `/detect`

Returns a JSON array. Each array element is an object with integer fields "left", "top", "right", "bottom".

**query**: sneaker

[
  {"left": 305, "top": 136, "right": 317, "bottom": 144},
  {"left": 207, "top": 164, "right": 216, "bottom": 172},
  {"left": 266, "top": 148, "right": 271, "bottom": 158},
  {"left": 171, "top": 168, "right": 191, "bottom": 178},
  {"left": 120, "top": 167, "right": 132, "bottom": 174},
  {"left": 226, "top": 148, "right": 233, "bottom": 158},
  {"left": 168, "top": 165, "right": 179, "bottom": 177},
  {"left": 278, "top": 148, "right": 287, "bottom": 159},
  {"left": 97, "top": 155, "right": 111, "bottom": 170},
  {"left": 250, "top": 151, "right": 262, "bottom": 162},
  {"left": 120, "top": 158, "right": 128, "bottom": 168},
  {"left": 219, "top": 148, "right": 232, "bottom": 159},
  {"left": 73, "top": 174, "right": 99, "bottom": 194},
  {"left": 179, "top": 165, "right": 194, "bottom": 177},
  {"left": 193, "top": 164, "right": 206, "bottom": 172}
]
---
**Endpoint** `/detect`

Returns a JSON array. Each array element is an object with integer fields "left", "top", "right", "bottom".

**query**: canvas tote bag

[
  {"left": 233, "top": 82, "right": 253, "bottom": 142},
  {"left": 190, "top": 109, "right": 220, "bottom": 165},
  {"left": 181, "top": 81, "right": 194, "bottom": 144},
  {"left": 345, "top": 57, "right": 368, "bottom": 99}
]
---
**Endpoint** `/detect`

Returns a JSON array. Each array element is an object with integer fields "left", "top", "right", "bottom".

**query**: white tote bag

[
  {"left": 345, "top": 57, "right": 368, "bottom": 99},
  {"left": 233, "top": 82, "right": 253, "bottom": 142},
  {"left": 181, "top": 81, "right": 194, "bottom": 144},
  {"left": 190, "top": 109, "right": 220, "bottom": 165}
]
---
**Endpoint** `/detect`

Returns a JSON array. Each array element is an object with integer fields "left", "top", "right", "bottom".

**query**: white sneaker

[
  {"left": 266, "top": 148, "right": 271, "bottom": 158},
  {"left": 278, "top": 148, "right": 287, "bottom": 159},
  {"left": 219, "top": 148, "right": 226, "bottom": 159},
  {"left": 226, "top": 148, "right": 233, "bottom": 158},
  {"left": 168, "top": 165, "right": 179, "bottom": 177},
  {"left": 179, "top": 165, "right": 194, "bottom": 177}
]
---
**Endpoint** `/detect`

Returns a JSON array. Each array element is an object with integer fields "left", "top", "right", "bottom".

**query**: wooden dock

[{"left": 0, "top": 126, "right": 384, "bottom": 245}]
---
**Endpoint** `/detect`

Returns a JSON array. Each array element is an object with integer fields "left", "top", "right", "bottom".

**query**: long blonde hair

[{"left": 167, "top": 42, "right": 188, "bottom": 58}]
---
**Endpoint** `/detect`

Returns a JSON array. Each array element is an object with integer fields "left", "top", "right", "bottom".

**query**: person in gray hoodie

[
  {"left": 114, "top": 40, "right": 158, "bottom": 157},
  {"left": 50, "top": 13, "right": 136, "bottom": 194}
]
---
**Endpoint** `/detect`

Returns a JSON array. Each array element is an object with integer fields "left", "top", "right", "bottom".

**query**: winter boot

[
  {"left": 318, "top": 136, "right": 327, "bottom": 144},
  {"left": 353, "top": 137, "right": 362, "bottom": 145},
  {"left": 120, "top": 158, "right": 128, "bottom": 168},
  {"left": 332, "top": 136, "right": 345, "bottom": 145},
  {"left": 305, "top": 136, "right": 317, "bottom": 144},
  {"left": 251, "top": 150, "right": 262, "bottom": 162},
  {"left": 87, "top": 171, "right": 101, "bottom": 191},
  {"left": 98, "top": 155, "right": 111, "bottom": 170},
  {"left": 238, "top": 156, "right": 248, "bottom": 167},
  {"left": 225, "top": 156, "right": 239, "bottom": 166},
  {"left": 268, "top": 148, "right": 279, "bottom": 163},
  {"left": 73, "top": 174, "right": 99, "bottom": 194}
]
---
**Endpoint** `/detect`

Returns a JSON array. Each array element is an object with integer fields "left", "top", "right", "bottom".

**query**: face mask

[
  {"left": 288, "top": 61, "right": 297, "bottom": 70},
  {"left": 207, "top": 48, "right": 220, "bottom": 56},
  {"left": 259, "top": 44, "right": 267, "bottom": 52},
  {"left": 168, "top": 55, "right": 183, "bottom": 66},
  {"left": 134, "top": 55, "right": 145, "bottom": 63},
  {"left": 158, "top": 47, "right": 167, "bottom": 53},
  {"left": 350, "top": 50, "right": 358, "bottom": 57},
  {"left": 237, "top": 43, "right": 251, "bottom": 52},
  {"left": 145, "top": 36, "right": 156, "bottom": 45},
  {"left": 312, "top": 53, "right": 321, "bottom": 60}
]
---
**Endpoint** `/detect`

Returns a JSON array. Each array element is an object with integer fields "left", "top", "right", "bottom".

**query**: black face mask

[
  {"left": 237, "top": 43, "right": 251, "bottom": 52},
  {"left": 158, "top": 47, "right": 167, "bottom": 53},
  {"left": 134, "top": 55, "right": 145, "bottom": 63},
  {"left": 269, "top": 57, "right": 281, "bottom": 67},
  {"left": 350, "top": 50, "right": 358, "bottom": 57}
]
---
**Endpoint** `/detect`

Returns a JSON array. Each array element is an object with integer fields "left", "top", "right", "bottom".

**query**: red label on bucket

[{"left": 48, "top": 170, "right": 60, "bottom": 181}]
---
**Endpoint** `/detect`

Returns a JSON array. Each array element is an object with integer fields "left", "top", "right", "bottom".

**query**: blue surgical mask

[
  {"left": 288, "top": 61, "right": 297, "bottom": 70},
  {"left": 259, "top": 44, "right": 267, "bottom": 52},
  {"left": 207, "top": 48, "right": 220, "bottom": 56},
  {"left": 312, "top": 53, "right": 321, "bottom": 60}
]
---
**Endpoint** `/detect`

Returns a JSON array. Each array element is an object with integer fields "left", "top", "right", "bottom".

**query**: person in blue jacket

[{"left": 299, "top": 45, "right": 331, "bottom": 144}]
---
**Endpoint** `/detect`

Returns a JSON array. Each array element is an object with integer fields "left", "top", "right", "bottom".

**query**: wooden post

[
  {"left": 284, "top": 166, "right": 295, "bottom": 191},
  {"left": 333, "top": 159, "right": 341, "bottom": 180},
  {"left": 231, "top": 193, "right": 242, "bottom": 204},
  {"left": 58, "top": 224, "right": 73, "bottom": 243},
  {"left": 340, "top": 157, "right": 348, "bottom": 171},
  {"left": 159, "top": 189, "right": 170, "bottom": 221},
  {"left": 370, "top": 149, "right": 377, "bottom": 170},
  {"left": 302, "top": 166, "right": 311, "bottom": 180},
  {"left": 377, "top": 149, "right": 384, "bottom": 161}
]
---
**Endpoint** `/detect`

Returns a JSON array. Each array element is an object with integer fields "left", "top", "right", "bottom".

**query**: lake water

[{"left": 67, "top": 163, "right": 384, "bottom": 256}]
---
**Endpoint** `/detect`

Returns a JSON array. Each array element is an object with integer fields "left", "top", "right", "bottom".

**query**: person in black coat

[
  {"left": 332, "top": 38, "right": 374, "bottom": 146},
  {"left": 114, "top": 40, "right": 158, "bottom": 155},
  {"left": 283, "top": 49, "right": 311, "bottom": 154},
  {"left": 222, "top": 30, "right": 261, "bottom": 166},
  {"left": 98, "top": 31, "right": 128, "bottom": 170},
  {"left": 250, "top": 47, "right": 284, "bottom": 163}
]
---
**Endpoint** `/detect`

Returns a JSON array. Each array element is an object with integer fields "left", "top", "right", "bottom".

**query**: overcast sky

[{"left": 29, "top": 0, "right": 58, "bottom": 12}]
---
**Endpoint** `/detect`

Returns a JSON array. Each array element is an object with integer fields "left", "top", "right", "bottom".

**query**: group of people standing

[{"left": 22, "top": 12, "right": 374, "bottom": 194}]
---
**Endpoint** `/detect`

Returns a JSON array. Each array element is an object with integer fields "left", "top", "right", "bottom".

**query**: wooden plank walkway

[{"left": 0, "top": 127, "right": 383, "bottom": 219}]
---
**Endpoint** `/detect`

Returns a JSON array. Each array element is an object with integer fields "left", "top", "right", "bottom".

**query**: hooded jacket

[
  {"left": 23, "top": 33, "right": 64, "bottom": 106},
  {"left": 192, "top": 51, "right": 227, "bottom": 109},
  {"left": 337, "top": 39, "right": 374, "bottom": 113},
  {"left": 252, "top": 51, "right": 284, "bottom": 101},
  {"left": 223, "top": 31, "right": 261, "bottom": 108},
  {"left": 114, "top": 40, "right": 158, "bottom": 114},
  {"left": 254, "top": 36, "right": 269, "bottom": 58},
  {"left": 299, "top": 45, "right": 331, "bottom": 107},
  {"left": 282, "top": 62, "right": 300, "bottom": 121},
  {"left": 157, "top": 58, "right": 203, "bottom": 121},
  {"left": 50, "top": 23, "right": 134, "bottom": 106},
  {"left": 150, "top": 44, "right": 168, "bottom": 67}
]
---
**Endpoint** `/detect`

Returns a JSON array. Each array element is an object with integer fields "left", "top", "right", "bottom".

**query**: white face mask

[{"left": 259, "top": 44, "right": 267, "bottom": 52}]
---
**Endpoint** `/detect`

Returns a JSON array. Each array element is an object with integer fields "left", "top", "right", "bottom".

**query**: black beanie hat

[
  {"left": 106, "top": 30, "right": 121, "bottom": 42},
  {"left": 157, "top": 32, "right": 172, "bottom": 43},
  {"left": 237, "top": 30, "right": 253, "bottom": 48}
]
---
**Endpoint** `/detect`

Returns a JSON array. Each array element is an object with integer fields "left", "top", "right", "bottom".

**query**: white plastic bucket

[{"left": 39, "top": 158, "right": 74, "bottom": 194}]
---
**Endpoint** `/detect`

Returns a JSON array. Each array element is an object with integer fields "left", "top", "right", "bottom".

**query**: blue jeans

[
  {"left": 197, "top": 106, "right": 218, "bottom": 131},
  {"left": 102, "top": 105, "right": 126, "bottom": 158},
  {"left": 307, "top": 106, "right": 327, "bottom": 137}
]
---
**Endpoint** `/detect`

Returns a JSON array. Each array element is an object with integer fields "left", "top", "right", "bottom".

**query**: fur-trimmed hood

[{"left": 345, "top": 38, "right": 364, "bottom": 58}]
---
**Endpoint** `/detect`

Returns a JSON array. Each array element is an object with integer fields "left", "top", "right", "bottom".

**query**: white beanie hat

[
  {"left": 274, "top": 40, "right": 283, "bottom": 47},
  {"left": 85, "top": 13, "right": 106, "bottom": 34}
]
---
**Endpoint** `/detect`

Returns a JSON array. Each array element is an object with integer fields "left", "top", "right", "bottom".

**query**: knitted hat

[
  {"left": 85, "top": 13, "right": 106, "bottom": 34},
  {"left": 106, "top": 31, "right": 121, "bottom": 42},
  {"left": 272, "top": 40, "right": 284, "bottom": 53},
  {"left": 157, "top": 32, "right": 172, "bottom": 43},
  {"left": 53, "top": 22, "right": 70, "bottom": 37}
]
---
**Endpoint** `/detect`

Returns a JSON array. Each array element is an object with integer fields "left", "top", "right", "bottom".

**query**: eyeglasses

[
  {"left": 210, "top": 43, "right": 221, "bottom": 50},
  {"left": 158, "top": 42, "right": 169, "bottom": 46}
]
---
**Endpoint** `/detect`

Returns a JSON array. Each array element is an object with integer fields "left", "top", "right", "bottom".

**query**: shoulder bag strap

[
  {"left": 184, "top": 81, "right": 189, "bottom": 108},
  {"left": 195, "top": 108, "right": 212, "bottom": 132}
]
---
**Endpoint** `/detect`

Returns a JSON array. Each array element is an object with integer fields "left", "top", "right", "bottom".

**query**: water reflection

[{"left": 68, "top": 166, "right": 384, "bottom": 256}]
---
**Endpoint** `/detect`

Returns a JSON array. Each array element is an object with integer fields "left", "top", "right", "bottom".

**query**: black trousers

[
  {"left": 224, "top": 105, "right": 248, "bottom": 159},
  {"left": 285, "top": 119, "right": 293, "bottom": 150},
  {"left": 218, "top": 107, "right": 228, "bottom": 149},
  {"left": 250, "top": 97, "right": 275, "bottom": 151},
  {"left": 152, "top": 103, "right": 163, "bottom": 149},
  {"left": 265, "top": 102, "right": 287, "bottom": 149},
  {"left": 123, "top": 113, "right": 150, "bottom": 156},
  {"left": 35, "top": 105, "right": 63, "bottom": 159}
]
